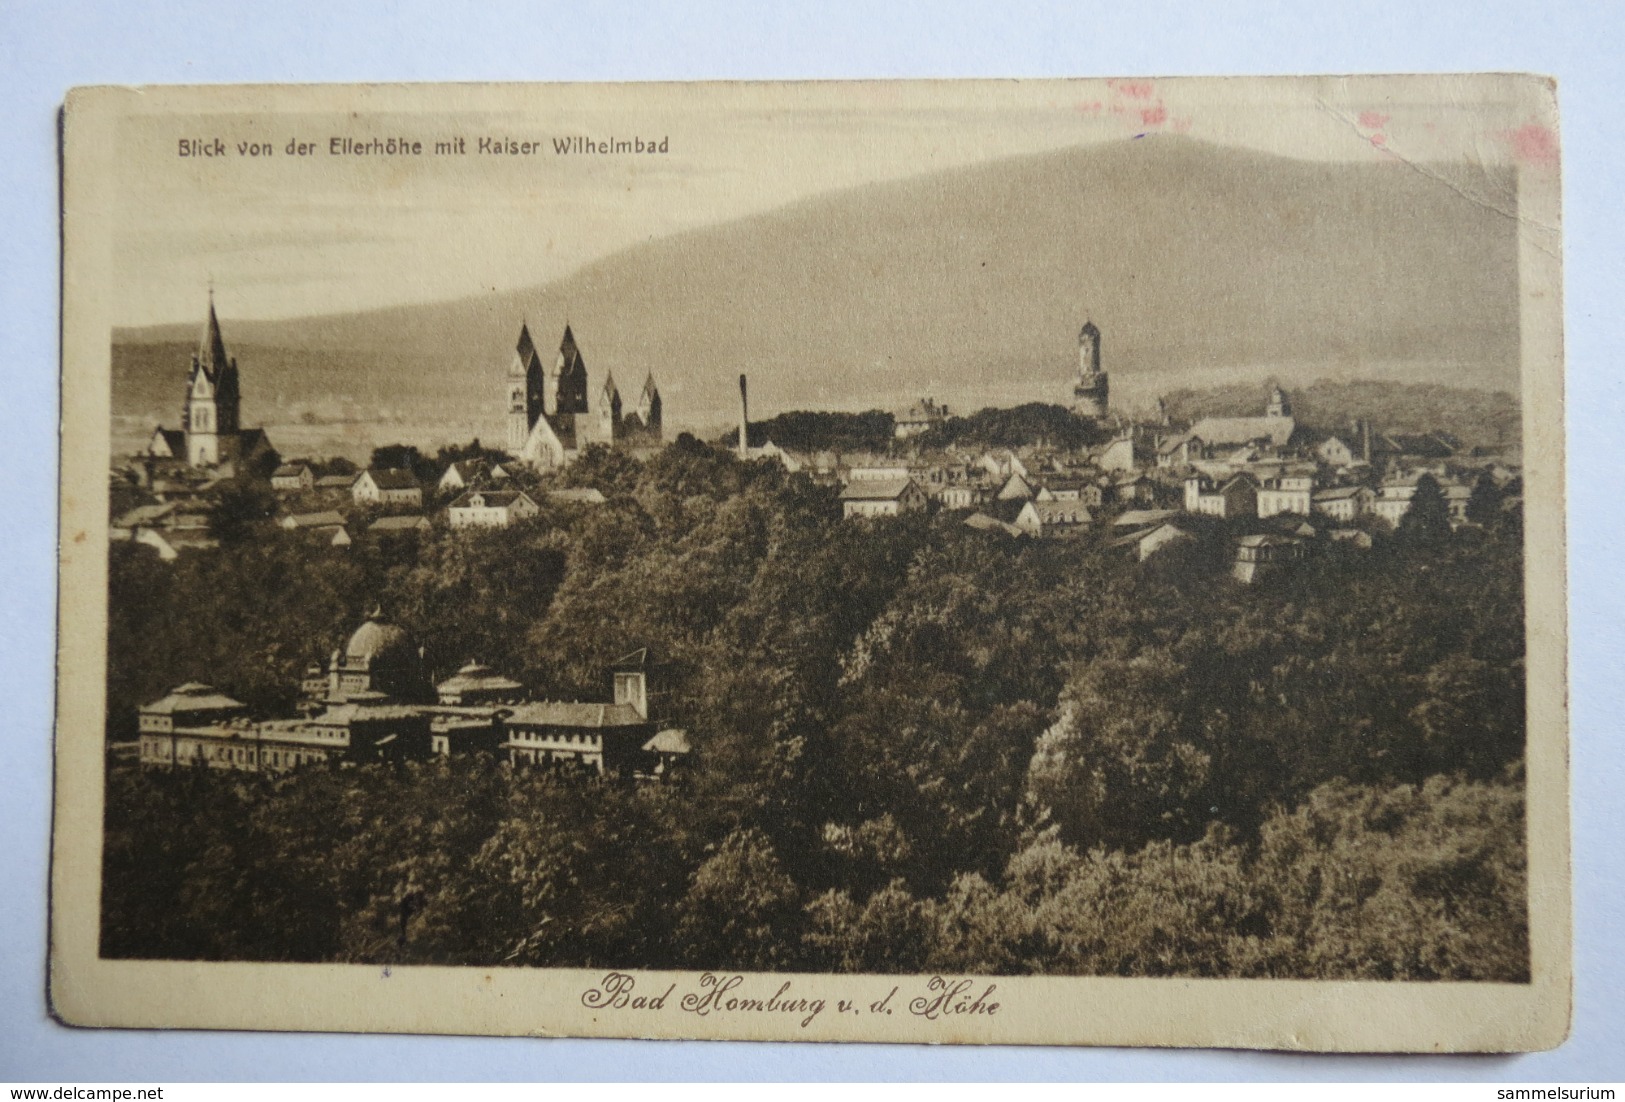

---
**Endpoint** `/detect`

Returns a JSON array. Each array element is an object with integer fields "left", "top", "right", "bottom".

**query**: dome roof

[{"left": 345, "top": 613, "right": 413, "bottom": 666}]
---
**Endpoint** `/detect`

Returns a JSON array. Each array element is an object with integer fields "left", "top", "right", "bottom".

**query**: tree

[
  {"left": 207, "top": 479, "right": 279, "bottom": 545},
  {"left": 675, "top": 828, "right": 804, "bottom": 970},
  {"left": 1397, "top": 474, "right": 1452, "bottom": 543}
]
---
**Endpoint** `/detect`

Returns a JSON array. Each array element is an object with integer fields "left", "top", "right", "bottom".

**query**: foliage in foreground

[{"left": 104, "top": 441, "right": 1528, "bottom": 979}]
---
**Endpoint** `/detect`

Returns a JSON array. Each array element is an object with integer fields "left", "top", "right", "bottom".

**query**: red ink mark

[
  {"left": 1504, "top": 123, "right": 1559, "bottom": 167},
  {"left": 1369, "top": 132, "right": 1387, "bottom": 147},
  {"left": 1073, "top": 99, "right": 1103, "bottom": 116},
  {"left": 1113, "top": 80, "right": 1154, "bottom": 100},
  {"left": 1171, "top": 116, "right": 1192, "bottom": 134},
  {"left": 1358, "top": 111, "right": 1391, "bottom": 131},
  {"left": 1140, "top": 104, "right": 1168, "bottom": 127}
]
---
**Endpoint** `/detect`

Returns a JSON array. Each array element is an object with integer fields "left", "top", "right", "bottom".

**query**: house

[
  {"left": 1157, "top": 432, "right": 1204, "bottom": 469},
  {"left": 848, "top": 464, "right": 913, "bottom": 482},
  {"left": 369, "top": 515, "right": 431, "bottom": 535},
  {"left": 1255, "top": 470, "right": 1315, "bottom": 518},
  {"left": 1312, "top": 485, "right": 1375, "bottom": 523},
  {"left": 1375, "top": 432, "right": 1457, "bottom": 461},
  {"left": 996, "top": 472, "right": 1037, "bottom": 502},
  {"left": 500, "top": 650, "right": 662, "bottom": 774},
  {"left": 1112, "top": 507, "right": 1181, "bottom": 529},
  {"left": 1232, "top": 533, "right": 1305, "bottom": 584},
  {"left": 437, "top": 459, "right": 490, "bottom": 494},
  {"left": 1014, "top": 499, "right": 1093, "bottom": 538},
  {"left": 641, "top": 729, "right": 693, "bottom": 778},
  {"left": 935, "top": 483, "right": 985, "bottom": 510},
  {"left": 353, "top": 468, "right": 423, "bottom": 508},
  {"left": 977, "top": 450, "right": 1028, "bottom": 482},
  {"left": 1110, "top": 521, "right": 1194, "bottom": 562},
  {"left": 271, "top": 463, "right": 314, "bottom": 493},
  {"left": 315, "top": 472, "right": 358, "bottom": 492},
  {"left": 1184, "top": 472, "right": 1258, "bottom": 518},
  {"left": 448, "top": 488, "right": 540, "bottom": 529},
  {"left": 839, "top": 477, "right": 928, "bottom": 519},
  {"left": 1098, "top": 430, "right": 1155, "bottom": 472},
  {"left": 1187, "top": 415, "right": 1296, "bottom": 450},
  {"left": 1445, "top": 483, "right": 1475, "bottom": 525},
  {"left": 894, "top": 398, "right": 949, "bottom": 438},
  {"left": 1111, "top": 472, "right": 1157, "bottom": 508}
]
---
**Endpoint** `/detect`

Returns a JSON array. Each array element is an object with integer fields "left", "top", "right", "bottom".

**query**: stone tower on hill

[{"left": 1071, "top": 319, "right": 1109, "bottom": 421}]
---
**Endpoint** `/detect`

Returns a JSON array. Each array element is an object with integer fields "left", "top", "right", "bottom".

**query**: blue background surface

[{"left": 2, "top": 0, "right": 1620, "bottom": 1082}]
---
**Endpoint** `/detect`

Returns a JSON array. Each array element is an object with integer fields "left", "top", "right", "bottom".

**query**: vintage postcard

[{"left": 52, "top": 75, "right": 1568, "bottom": 1050}]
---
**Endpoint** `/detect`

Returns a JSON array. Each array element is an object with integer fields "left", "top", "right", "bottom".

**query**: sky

[{"left": 100, "top": 75, "right": 1554, "bottom": 327}]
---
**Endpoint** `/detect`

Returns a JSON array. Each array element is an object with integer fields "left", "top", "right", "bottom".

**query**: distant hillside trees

[
  {"left": 724, "top": 410, "right": 896, "bottom": 454},
  {"left": 915, "top": 403, "right": 1105, "bottom": 451},
  {"left": 1161, "top": 380, "right": 1520, "bottom": 452}
]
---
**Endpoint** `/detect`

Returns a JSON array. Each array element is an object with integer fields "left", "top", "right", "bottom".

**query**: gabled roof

[
  {"left": 272, "top": 463, "right": 310, "bottom": 478},
  {"left": 1108, "top": 521, "right": 1192, "bottom": 550},
  {"left": 142, "top": 684, "right": 246, "bottom": 715},
  {"left": 1026, "top": 499, "right": 1093, "bottom": 524},
  {"left": 612, "top": 647, "right": 650, "bottom": 669},
  {"left": 840, "top": 477, "right": 917, "bottom": 501},
  {"left": 1236, "top": 533, "right": 1300, "bottom": 548},
  {"left": 450, "top": 489, "right": 534, "bottom": 510},
  {"left": 1189, "top": 416, "right": 1296, "bottom": 447},
  {"left": 315, "top": 473, "right": 358, "bottom": 488},
  {"left": 282, "top": 510, "right": 346, "bottom": 529},
  {"left": 1112, "top": 508, "right": 1179, "bottom": 528},
  {"left": 503, "top": 701, "right": 646, "bottom": 729},
  {"left": 644, "top": 729, "right": 691, "bottom": 755},
  {"left": 1313, "top": 485, "right": 1369, "bottom": 501},
  {"left": 370, "top": 515, "right": 430, "bottom": 531},
  {"left": 150, "top": 427, "right": 187, "bottom": 457},
  {"left": 363, "top": 468, "right": 420, "bottom": 491},
  {"left": 114, "top": 502, "right": 176, "bottom": 528}
]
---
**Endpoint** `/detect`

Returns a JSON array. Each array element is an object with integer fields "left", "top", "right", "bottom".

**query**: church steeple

[
  {"left": 198, "top": 290, "right": 230, "bottom": 378},
  {"left": 183, "top": 292, "right": 240, "bottom": 466}
]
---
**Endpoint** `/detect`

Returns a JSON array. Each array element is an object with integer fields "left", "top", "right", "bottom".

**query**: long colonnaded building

[{"left": 136, "top": 613, "right": 688, "bottom": 778}]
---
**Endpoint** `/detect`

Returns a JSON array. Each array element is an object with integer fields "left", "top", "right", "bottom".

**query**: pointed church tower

[
  {"left": 553, "top": 324, "right": 590, "bottom": 415},
  {"left": 597, "top": 370, "right": 623, "bottom": 443},
  {"left": 1267, "top": 385, "right": 1292, "bottom": 419},
  {"left": 184, "top": 292, "right": 241, "bottom": 467},
  {"left": 507, "top": 322, "right": 545, "bottom": 455},
  {"left": 636, "top": 372, "right": 663, "bottom": 441},
  {"left": 1071, "top": 318, "right": 1109, "bottom": 420}
]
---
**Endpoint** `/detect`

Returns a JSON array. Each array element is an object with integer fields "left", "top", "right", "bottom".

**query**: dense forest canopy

[{"left": 104, "top": 438, "right": 1528, "bottom": 979}]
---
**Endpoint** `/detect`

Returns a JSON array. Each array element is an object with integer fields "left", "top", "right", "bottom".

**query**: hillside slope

[{"left": 116, "top": 135, "right": 1521, "bottom": 453}]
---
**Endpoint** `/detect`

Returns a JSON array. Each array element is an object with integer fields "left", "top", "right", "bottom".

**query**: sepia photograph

[{"left": 51, "top": 74, "right": 1568, "bottom": 1050}]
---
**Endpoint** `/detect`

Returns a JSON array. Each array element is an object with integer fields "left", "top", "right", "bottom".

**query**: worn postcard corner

[{"left": 52, "top": 74, "right": 1567, "bottom": 1051}]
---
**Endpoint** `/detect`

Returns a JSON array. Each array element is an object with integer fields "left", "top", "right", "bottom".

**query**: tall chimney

[
  {"left": 1361, "top": 418, "right": 1372, "bottom": 463},
  {"left": 737, "top": 374, "right": 749, "bottom": 459}
]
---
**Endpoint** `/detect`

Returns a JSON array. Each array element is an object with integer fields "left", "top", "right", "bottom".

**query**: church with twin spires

[{"left": 506, "top": 321, "right": 662, "bottom": 469}]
